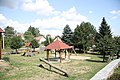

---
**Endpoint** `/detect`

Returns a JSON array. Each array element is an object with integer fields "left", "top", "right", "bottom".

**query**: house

[
  {"left": 17, "top": 33, "right": 25, "bottom": 40},
  {"left": 35, "top": 36, "right": 46, "bottom": 44}
]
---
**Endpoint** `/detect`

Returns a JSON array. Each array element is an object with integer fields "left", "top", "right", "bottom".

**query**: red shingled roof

[
  {"left": 45, "top": 39, "right": 72, "bottom": 50},
  {"left": 0, "top": 28, "right": 4, "bottom": 33},
  {"left": 25, "top": 42, "right": 31, "bottom": 47}
]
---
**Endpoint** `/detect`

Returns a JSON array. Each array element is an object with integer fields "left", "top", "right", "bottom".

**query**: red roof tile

[
  {"left": 45, "top": 39, "right": 72, "bottom": 50},
  {"left": 25, "top": 42, "right": 31, "bottom": 47},
  {"left": 0, "top": 28, "right": 4, "bottom": 33}
]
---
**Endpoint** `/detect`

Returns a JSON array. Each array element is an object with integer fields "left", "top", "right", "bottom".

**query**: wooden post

[
  {"left": 65, "top": 50, "right": 66, "bottom": 59},
  {"left": 47, "top": 50, "right": 50, "bottom": 62},
  {"left": 68, "top": 49, "right": 70, "bottom": 60},
  {"left": 55, "top": 49, "right": 56, "bottom": 58},
  {"left": 0, "top": 33, "right": 2, "bottom": 60},
  {"left": 60, "top": 50, "right": 62, "bottom": 63}
]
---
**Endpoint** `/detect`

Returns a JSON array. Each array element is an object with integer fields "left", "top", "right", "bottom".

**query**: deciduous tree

[
  {"left": 73, "top": 22, "right": 96, "bottom": 53},
  {"left": 10, "top": 36, "right": 24, "bottom": 53}
]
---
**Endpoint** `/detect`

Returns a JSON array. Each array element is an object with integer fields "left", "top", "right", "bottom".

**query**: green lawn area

[{"left": 0, "top": 52, "right": 107, "bottom": 80}]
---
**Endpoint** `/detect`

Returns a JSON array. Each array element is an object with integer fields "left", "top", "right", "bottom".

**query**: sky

[{"left": 0, "top": 0, "right": 120, "bottom": 37}]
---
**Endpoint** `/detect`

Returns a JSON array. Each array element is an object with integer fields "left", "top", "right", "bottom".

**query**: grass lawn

[{"left": 0, "top": 52, "right": 107, "bottom": 80}]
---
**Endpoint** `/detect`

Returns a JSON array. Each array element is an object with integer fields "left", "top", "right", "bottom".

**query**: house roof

[
  {"left": 35, "top": 36, "right": 42, "bottom": 41},
  {"left": 0, "top": 28, "right": 4, "bottom": 33},
  {"left": 25, "top": 42, "right": 31, "bottom": 47},
  {"left": 45, "top": 38, "right": 72, "bottom": 50}
]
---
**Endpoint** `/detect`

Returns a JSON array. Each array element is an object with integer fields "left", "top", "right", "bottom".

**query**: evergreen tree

[
  {"left": 61, "top": 25, "right": 73, "bottom": 45},
  {"left": 28, "top": 26, "right": 40, "bottom": 37},
  {"left": 95, "top": 17, "right": 113, "bottom": 61}
]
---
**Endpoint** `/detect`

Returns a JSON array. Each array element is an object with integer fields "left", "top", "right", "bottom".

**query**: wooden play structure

[
  {"left": 0, "top": 28, "right": 4, "bottom": 60},
  {"left": 39, "top": 58, "right": 68, "bottom": 77},
  {"left": 45, "top": 38, "right": 72, "bottom": 63}
]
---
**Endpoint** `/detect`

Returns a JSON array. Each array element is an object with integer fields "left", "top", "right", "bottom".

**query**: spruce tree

[
  {"left": 61, "top": 25, "right": 73, "bottom": 45},
  {"left": 96, "top": 17, "right": 113, "bottom": 61}
]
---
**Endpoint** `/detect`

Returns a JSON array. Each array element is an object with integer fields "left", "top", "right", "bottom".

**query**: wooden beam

[
  {"left": 60, "top": 50, "right": 62, "bottom": 63},
  {"left": 65, "top": 50, "right": 66, "bottom": 59},
  {"left": 47, "top": 50, "right": 50, "bottom": 61},
  {"left": 68, "top": 49, "right": 70, "bottom": 60},
  {"left": 55, "top": 49, "right": 56, "bottom": 58},
  {"left": 72, "top": 48, "right": 77, "bottom": 56},
  {"left": 40, "top": 58, "right": 68, "bottom": 77}
]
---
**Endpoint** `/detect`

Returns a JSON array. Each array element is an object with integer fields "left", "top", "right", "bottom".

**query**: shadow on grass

[
  {"left": 38, "top": 64, "right": 69, "bottom": 77},
  {"left": 86, "top": 59, "right": 105, "bottom": 63},
  {"left": 87, "top": 52, "right": 101, "bottom": 55}
]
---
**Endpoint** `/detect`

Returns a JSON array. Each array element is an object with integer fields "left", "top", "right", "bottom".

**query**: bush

[{"left": 2, "top": 56, "right": 10, "bottom": 62}]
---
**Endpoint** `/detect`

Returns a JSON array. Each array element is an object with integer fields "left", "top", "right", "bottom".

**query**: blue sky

[{"left": 0, "top": 0, "right": 120, "bottom": 37}]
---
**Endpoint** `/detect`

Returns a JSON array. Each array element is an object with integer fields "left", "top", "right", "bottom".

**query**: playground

[{"left": 0, "top": 51, "right": 107, "bottom": 80}]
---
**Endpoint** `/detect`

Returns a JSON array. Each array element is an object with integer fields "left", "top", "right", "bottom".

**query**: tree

[
  {"left": 28, "top": 26, "right": 40, "bottom": 37},
  {"left": 61, "top": 25, "right": 73, "bottom": 45},
  {"left": 44, "top": 35, "right": 53, "bottom": 46},
  {"left": 31, "top": 39, "right": 39, "bottom": 51},
  {"left": 4, "top": 26, "right": 15, "bottom": 48},
  {"left": 24, "top": 31, "right": 34, "bottom": 42},
  {"left": 73, "top": 22, "right": 96, "bottom": 53},
  {"left": 113, "top": 36, "right": 120, "bottom": 59},
  {"left": 95, "top": 17, "right": 113, "bottom": 61},
  {"left": 10, "top": 36, "right": 24, "bottom": 53}
]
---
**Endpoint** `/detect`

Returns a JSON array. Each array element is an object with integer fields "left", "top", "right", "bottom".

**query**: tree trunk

[
  {"left": 103, "top": 51, "right": 106, "bottom": 62},
  {"left": 16, "top": 49, "right": 18, "bottom": 54},
  {"left": 117, "top": 51, "right": 119, "bottom": 59},
  {"left": 83, "top": 47, "right": 86, "bottom": 53},
  {"left": 33, "top": 48, "right": 35, "bottom": 52}
]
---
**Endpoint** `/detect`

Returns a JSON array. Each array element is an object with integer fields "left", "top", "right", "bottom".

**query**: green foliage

[
  {"left": 44, "top": 35, "right": 53, "bottom": 46},
  {"left": 73, "top": 22, "right": 96, "bottom": 53},
  {"left": 95, "top": 17, "right": 113, "bottom": 61},
  {"left": 28, "top": 25, "right": 40, "bottom": 37},
  {"left": 61, "top": 25, "right": 73, "bottom": 45},
  {"left": 4, "top": 26, "right": 15, "bottom": 48},
  {"left": 113, "top": 36, "right": 120, "bottom": 59},
  {"left": 31, "top": 39, "right": 39, "bottom": 51},
  {"left": 24, "top": 31, "right": 34, "bottom": 42},
  {"left": 10, "top": 36, "right": 24, "bottom": 53}
]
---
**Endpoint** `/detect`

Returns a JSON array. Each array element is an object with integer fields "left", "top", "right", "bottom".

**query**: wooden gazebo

[
  {"left": 0, "top": 28, "right": 4, "bottom": 59},
  {"left": 45, "top": 38, "right": 72, "bottom": 63}
]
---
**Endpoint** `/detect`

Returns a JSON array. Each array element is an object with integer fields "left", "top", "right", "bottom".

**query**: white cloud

[
  {"left": 0, "top": 14, "right": 7, "bottom": 23},
  {"left": 0, "top": 6, "right": 88, "bottom": 36},
  {"left": 110, "top": 10, "right": 120, "bottom": 15},
  {"left": 89, "top": 11, "right": 93, "bottom": 14},
  {"left": 110, "top": 10, "right": 120, "bottom": 19},
  {"left": 30, "top": 7, "right": 88, "bottom": 36},
  {"left": 6, "top": 19, "right": 29, "bottom": 33},
  {"left": 22, "top": 0, "right": 54, "bottom": 15}
]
